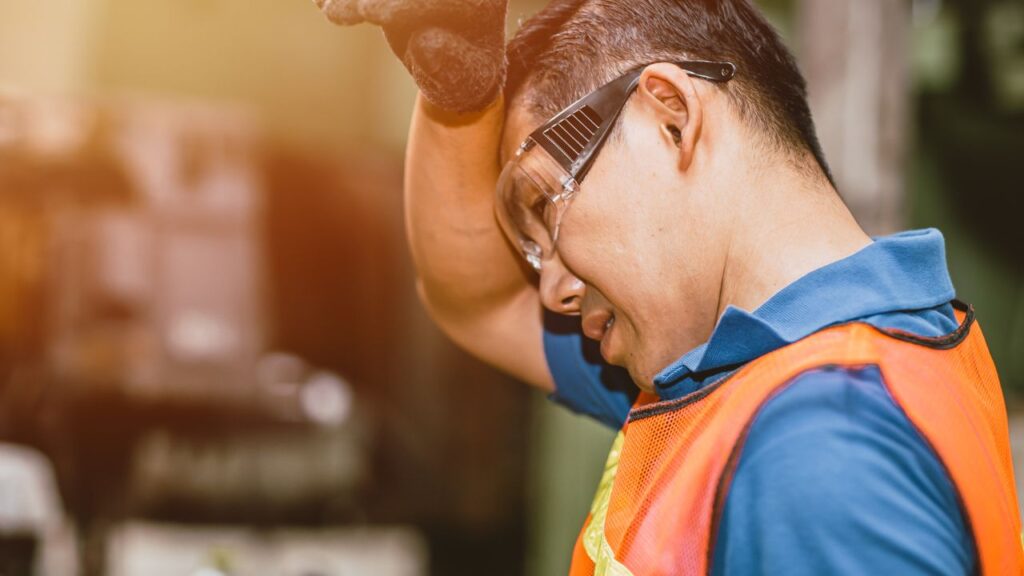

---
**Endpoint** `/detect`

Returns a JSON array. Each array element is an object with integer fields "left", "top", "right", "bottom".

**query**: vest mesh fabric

[{"left": 570, "top": 306, "right": 1023, "bottom": 576}]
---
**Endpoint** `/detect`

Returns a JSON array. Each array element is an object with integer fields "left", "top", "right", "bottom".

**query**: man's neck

[{"left": 715, "top": 169, "right": 872, "bottom": 320}]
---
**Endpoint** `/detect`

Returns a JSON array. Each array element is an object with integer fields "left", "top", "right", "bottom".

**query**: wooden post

[{"left": 797, "top": 0, "right": 912, "bottom": 234}]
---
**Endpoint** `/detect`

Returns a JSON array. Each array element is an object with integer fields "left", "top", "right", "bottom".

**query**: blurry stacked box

[
  {"left": 0, "top": 96, "right": 267, "bottom": 407},
  {"left": 0, "top": 94, "right": 366, "bottom": 531}
]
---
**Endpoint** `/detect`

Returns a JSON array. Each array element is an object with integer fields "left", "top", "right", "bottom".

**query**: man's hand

[{"left": 312, "top": 0, "right": 508, "bottom": 114}]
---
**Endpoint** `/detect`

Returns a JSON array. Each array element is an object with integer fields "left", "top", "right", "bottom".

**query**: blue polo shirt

[{"left": 542, "top": 229, "right": 978, "bottom": 575}]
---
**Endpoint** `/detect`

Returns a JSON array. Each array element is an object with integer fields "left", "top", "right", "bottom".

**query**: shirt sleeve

[
  {"left": 711, "top": 365, "right": 977, "bottom": 576},
  {"left": 542, "top": 310, "right": 638, "bottom": 429}
]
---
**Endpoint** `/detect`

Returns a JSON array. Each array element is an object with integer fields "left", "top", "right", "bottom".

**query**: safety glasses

[{"left": 495, "top": 60, "right": 737, "bottom": 272}]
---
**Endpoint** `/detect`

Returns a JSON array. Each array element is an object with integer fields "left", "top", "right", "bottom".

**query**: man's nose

[{"left": 538, "top": 255, "right": 585, "bottom": 315}]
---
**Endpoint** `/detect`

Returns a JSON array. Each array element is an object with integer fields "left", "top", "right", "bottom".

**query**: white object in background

[
  {"left": 0, "top": 443, "right": 79, "bottom": 576},
  {"left": 301, "top": 370, "right": 354, "bottom": 427},
  {"left": 107, "top": 522, "right": 427, "bottom": 576}
]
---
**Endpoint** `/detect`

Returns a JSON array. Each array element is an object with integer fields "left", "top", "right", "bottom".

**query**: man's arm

[
  {"left": 404, "top": 94, "right": 554, "bottom": 391},
  {"left": 308, "top": 1, "right": 637, "bottom": 409}
]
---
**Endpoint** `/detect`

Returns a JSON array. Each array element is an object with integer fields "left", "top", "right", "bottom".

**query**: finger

[
  {"left": 405, "top": 27, "right": 504, "bottom": 114},
  {"left": 315, "top": 0, "right": 412, "bottom": 27},
  {"left": 315, "top": 0, "right": 366, "bottom": 26},
  {"left": 316, "top": 0, "right": 505, "bottom": 29}
]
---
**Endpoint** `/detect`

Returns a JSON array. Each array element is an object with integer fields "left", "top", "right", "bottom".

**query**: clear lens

[{"left": 495, "top": 140, "right": 579, "bottom": 272}]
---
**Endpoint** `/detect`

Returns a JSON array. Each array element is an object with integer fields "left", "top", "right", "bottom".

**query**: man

[{"left": 312, "top": 0, "right": 1023, "bottom": 573}]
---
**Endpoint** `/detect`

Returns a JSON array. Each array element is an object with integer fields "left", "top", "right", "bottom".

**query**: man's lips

[{"left": 582, "top": 309, "right": 614, "bottom": 342}]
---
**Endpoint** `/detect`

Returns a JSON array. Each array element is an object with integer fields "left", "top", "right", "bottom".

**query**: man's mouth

[
  {"left": 582, "top": 309, "right": 616, "bottom": 342},
  {"left": 599, "top": 315, "right": 617, "bottom": 361}
]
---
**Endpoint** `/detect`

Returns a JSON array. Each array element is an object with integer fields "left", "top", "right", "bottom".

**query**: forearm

[
  {"left": 309, "top": 0, "right": 551, "bottom": 387},
  {"left": 403, "top": 93, "right": 530, "bottom": 320}
]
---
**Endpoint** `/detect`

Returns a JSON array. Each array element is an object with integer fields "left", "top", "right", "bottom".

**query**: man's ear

[{"left": 636, "top": 63, "right": 703, "bottom": 172}]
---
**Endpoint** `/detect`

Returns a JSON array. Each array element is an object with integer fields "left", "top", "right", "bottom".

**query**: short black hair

[{"left": 506, "top": 0, "right": 833, "bottom": 183}]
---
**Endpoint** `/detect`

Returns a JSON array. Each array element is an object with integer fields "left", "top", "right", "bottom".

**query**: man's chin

[
  {"left": 625, "top": 362, "right": 658, "bottom": 395},
  {"left": 612, "top": 334, "right": 663, "bottom": 393}
]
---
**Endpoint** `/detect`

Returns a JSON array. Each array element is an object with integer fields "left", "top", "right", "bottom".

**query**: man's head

[{"left": 500, "top": 0, "right": 835, "bottom": 389}]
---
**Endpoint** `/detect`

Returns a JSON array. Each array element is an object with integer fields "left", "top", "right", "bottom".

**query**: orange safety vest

[{"left": 569, "top": 302, "right": 1023, "bottom": 575}]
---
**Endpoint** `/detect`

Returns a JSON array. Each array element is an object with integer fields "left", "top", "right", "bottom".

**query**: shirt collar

[{"left": 653, "top": 228, "right": 956, "bottom": 395}]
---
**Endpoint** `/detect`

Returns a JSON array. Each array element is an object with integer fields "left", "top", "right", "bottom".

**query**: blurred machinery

[
  {"left": 0, "top": 95, "right": 378, "bottom": 575},
  {"left": 0, "top": 92, "right": 530, "bottom": 576},
  {"left": 46, "top": 100, "right": 269, "bottom": 407}
]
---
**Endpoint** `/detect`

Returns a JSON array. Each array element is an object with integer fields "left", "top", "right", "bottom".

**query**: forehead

[{"left": 499, "top": 99, "right": 545, "bottom": 166}]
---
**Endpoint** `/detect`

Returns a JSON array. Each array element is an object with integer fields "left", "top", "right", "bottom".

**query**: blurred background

[{"left": 0, "top": 0, "right": 1020, "bottom": 574}]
